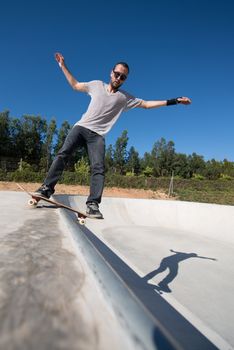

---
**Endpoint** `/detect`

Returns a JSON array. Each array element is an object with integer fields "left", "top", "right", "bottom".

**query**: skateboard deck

[{"left": 17, "top": 183, "right": 90, "bottom": 225}]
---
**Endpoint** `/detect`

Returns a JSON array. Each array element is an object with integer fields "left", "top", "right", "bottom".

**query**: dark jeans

[{"left": 44, "top": 125, "right": 105, "bottom": 204}]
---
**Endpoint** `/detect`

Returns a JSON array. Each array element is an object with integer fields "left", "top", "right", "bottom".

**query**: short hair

[{"left": 113, "top": 62, "right": 130, "bottom": 73}]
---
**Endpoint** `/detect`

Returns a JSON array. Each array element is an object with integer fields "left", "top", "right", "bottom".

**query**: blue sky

[{"left": 1, "top": 0, "right": 234, "bottom": 161}]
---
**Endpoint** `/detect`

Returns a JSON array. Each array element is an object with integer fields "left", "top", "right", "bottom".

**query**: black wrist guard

[{"left": 166, "top": 97, "right": 182, "bottom": 106}]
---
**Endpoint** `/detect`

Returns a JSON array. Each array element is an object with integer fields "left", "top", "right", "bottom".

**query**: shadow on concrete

[{"left": 142, "top": 249, "right": 217, "bottom": 293}]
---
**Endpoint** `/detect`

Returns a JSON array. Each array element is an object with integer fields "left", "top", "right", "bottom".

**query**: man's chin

[{"left": 111, "top": 81, "right": 121, "bottom": 89}]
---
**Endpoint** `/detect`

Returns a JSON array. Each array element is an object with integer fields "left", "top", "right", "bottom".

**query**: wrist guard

[{"left": 166, "top": 97, "right": 182, "bottom": 106}]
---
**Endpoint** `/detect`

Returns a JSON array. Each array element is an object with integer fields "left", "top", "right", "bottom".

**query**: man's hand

[
  {"left": 55, "top": 52, "right": 65, "bottom": 68},
  {"left": 54, "top": 52, "right": 87, "bottom": 92},
  {"left": 177, "top": 97, "right": 192, "bottom": 105}
]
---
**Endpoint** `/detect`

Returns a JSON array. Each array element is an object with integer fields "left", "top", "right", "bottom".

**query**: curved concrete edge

[{"left": 57, "top": 196, "right": 219, "bottom": 350}]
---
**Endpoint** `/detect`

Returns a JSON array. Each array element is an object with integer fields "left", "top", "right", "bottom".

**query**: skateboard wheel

[
  {"left": 28, "top": 198, "right": 38, "bottom": 207},
  {"left": 78, "top": 217, "right": 86, "bottom": 225}
]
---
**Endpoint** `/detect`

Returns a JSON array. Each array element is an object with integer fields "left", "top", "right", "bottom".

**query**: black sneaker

[
  {"left": 34, "top": 184, "right": 54, "bottom": 199},
  {"left": 86, "top": 202, "right": 103, "bottom": 219}
]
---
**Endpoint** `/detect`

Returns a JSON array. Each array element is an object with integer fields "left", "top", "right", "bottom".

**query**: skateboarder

[{"left": 35, "top": 52, "right": 191, "bottom": 218}]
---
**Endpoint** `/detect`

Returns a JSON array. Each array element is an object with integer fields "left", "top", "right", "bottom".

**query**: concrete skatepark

[{"left": 0, "top": 190, "right": 234, "bottom": 349}]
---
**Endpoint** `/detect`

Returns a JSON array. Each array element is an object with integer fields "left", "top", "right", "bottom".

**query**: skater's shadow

[{"left": 142, "top": 249, "right": 217, "bottom": 293}]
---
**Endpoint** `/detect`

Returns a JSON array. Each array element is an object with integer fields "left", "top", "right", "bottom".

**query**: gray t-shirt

[{"left": 75, "top": 80, "right": 142, "bottom": 136}]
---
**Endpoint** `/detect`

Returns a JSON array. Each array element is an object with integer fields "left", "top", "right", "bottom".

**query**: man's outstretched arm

[
  {"left": 138, "top": 97, "right": 192, "bottom": 109},
  {"left": 55, "top": 52, "right": 87, "bottom": 92}
]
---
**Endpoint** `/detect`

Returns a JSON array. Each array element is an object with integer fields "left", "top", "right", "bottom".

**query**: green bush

[
  {"left": 142, "top": 166, "right": 154, "bottom": 177},
  {"left": 11, "top": 169, "right": 46, "bottom": 182},
  {"left": 74, "top": 158, "right": 90, "bottom": 176},
  {"left": 17, "top": 160, "right": 33, "bottom": 171},
  {"left": 104, "top": 174, "right": 169, "bottom": 191},
  {"left": 60, "top": 171, "right": 89, "bottom": 185},
  {"left": 126, "top": 171, "right": 135, "bottom": 177},
  {"left": 220, "top": 174, "right": 232, "bottom": 181},
  {"left": 0, "top": 169, "right": 7, "bottom": 181},
  {"left": 192, "top": 173, "right": 205, "bottom": 180}
]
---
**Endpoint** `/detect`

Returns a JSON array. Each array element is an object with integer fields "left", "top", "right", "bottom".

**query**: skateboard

[{"left": 17, "top": 183, "right": 89, "bottom": 225}]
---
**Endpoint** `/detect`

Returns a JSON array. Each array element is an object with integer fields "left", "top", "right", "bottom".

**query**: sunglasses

[{"left": 113, "top": 71, "right": 127, "bottom": 81}]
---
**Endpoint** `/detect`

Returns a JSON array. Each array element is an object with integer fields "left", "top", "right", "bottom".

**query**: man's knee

[{"left": 91, "top": 162, "right": 105, "bottom": 175}]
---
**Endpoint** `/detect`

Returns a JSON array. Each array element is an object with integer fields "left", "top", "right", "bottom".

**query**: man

[{"left": 35, "top": 52, "right": 191, "bottom": 218}]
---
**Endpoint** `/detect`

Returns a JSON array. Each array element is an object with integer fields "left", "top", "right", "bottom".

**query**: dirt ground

[{"left": 0, "top": 181, "right": 170, "bottom": 200}]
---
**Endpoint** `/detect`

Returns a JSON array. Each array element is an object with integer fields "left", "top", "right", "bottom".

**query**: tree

[
  {"left": 126, "top": 146, "right": 141, "bottom": 175},
  {"left": 204, "top": 159, "right": 222, "bottom": 179},
  {"left": 3, "top": 110, "right": 233, "bottom": 182},
  {"left": 187, "top": 153, "right": 206, "bottom": 177},
  {"left": 151, "top": 138, "right": 175, "bottom": 176},
  {"left": 40, "top": 118, "right": 57, "bottom": 170},
  {"left": 11, "top": 115, "right": 47, "bottom": 165},
  {"left": 54, "top": 121, "right": 71, "bottom": 154},
  {"left": 141, "top": 151, "right": 154, "bottom": 173},
  {"left": 172, "top": 153, "right": 190, "bottom": 178},
  {"left": 105, "top": 144, "right": 114, "bottom": 172},
  {"left": 222, "top": 159, "right": 234, "bottom": 178},
  {"left": 113, "top": 130, "right": 129, "bottom": 174},
  {"left": 0, "top": 110, "right": 12, "bottom": 156},
  {"left": 74, "top": 157, "right": 90, "bottom": 184}
]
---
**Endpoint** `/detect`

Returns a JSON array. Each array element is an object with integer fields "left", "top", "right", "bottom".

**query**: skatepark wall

[
  {"left": 56, "top": 195, "right": 230, "bottom": 350},
  {"left": 98, "top": 198, "right": 234, "bottom": 243},
  {"left": 67, "top": 196, "right": 234, "bottom": 243}
]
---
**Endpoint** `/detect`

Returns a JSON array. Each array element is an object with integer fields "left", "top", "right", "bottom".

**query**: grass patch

[{"left": 173, "top": 179, "right": 234, "bottom": 205}]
